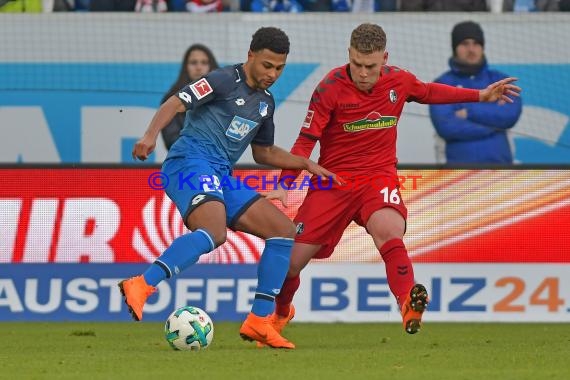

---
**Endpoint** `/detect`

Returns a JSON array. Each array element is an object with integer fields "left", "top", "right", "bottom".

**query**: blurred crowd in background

[{"left": 1, "top": 0, "right": 569, "bottom": 13}]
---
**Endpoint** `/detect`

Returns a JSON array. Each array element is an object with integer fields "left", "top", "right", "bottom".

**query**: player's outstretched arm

[
  {"left": 251, "top": 144, "right": 342, "bottom": 185},
  {"left": 479, "top": 77, "right": 521, "bottom": 104},
  {"left": 132, "top": 96, "right": 185, "bottom": 161}
]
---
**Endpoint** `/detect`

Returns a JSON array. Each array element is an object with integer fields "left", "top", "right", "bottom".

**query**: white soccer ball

[{"left": 164, "top": 306, "right": 214, "bottom": 351}]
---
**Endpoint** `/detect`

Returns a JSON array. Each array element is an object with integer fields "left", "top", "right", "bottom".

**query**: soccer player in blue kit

[{"left": 119, "top": 27, "right": 338, "bottom": 349}]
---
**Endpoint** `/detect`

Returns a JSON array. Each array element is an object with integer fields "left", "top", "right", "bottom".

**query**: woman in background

[{"left": 161, "top": 44, "right": 219, "bottom": 150}]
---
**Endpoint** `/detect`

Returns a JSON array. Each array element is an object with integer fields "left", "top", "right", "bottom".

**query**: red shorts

[{"left": 293, "top": 184, "right": 407, "bottom": 259}]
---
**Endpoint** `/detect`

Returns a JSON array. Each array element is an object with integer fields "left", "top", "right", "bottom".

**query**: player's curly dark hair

[
  {"left": 250, "top": 27, "right": 290, "bottom": 55},
  {"left": 351, "top": 23, "right": 387, "bottom": 54}
]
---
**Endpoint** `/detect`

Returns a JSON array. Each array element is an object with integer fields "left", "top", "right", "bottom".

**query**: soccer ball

[{"left": 164, "top": 306, "right": 214, "bottom": 351}]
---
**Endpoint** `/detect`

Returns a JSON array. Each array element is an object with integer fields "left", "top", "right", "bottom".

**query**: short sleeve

[
  {"left": 251, "top": 117, "right": 275, "bottom": 146},
  {"left": 176, "top": 69, "right": 234, "bottom": 111},
  {"left": 299, "top": 76, "right": 337, "bottom": 139}
]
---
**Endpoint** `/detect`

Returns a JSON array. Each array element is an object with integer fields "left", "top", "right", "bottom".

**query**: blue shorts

[{"left": 162, "top": 157, "right": 260, "bottom": 229}]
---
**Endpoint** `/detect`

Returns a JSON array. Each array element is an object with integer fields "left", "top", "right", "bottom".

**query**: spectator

[
  {"left": 330, "top": 0, "right": 396, "bottom": 11},
  {"left": 377, "top": 0, "right": 397, "bottom": 10},
  {"left": 134, "top": 0, "right": 167, "bottom": 11},
  {"left": 52, "top": 0, "right": 74, "bottom": 11},
  {"left": 400, "top": 0, "right": 488, "bottom": 11},
  {"left": 161, "top": 44, "right": 219, "bottom": 150},
  {"left": 186, "top": 0, "right": 223, "bottom": 12},
  {"left": 298, "top": 0, "right": 330, "bottom": 10},
  {"left": 429, "top": 21, "right": 522, "bottom": 164},
  {"left": 250, "top": 0, "right": 303, "bottom": 12},
  {"left": 89, "top": 0, "right": 136, "bottom": 11},
  {"left": 49, "top": 0, "right": 91, "bottom": 11},
  {"left": 502, "top": 0, "right": 561, "bottom": 11}
]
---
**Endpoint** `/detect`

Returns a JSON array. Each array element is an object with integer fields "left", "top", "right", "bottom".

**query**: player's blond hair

[{"left": 350, "top": 23, "right": 386, "bottom": 54}]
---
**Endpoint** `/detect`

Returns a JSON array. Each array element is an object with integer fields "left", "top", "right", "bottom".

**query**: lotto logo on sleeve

[
  {"left": 190, "top": 78, "right": 213, "bottom": 100},
  {"left": 226, "top": 116, "right": 258, "bottom": 141},
  {"left": 302, "top": 110, "right": 314, "bottom": 128}
]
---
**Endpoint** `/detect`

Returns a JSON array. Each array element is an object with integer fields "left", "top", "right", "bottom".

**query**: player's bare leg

[
  {"left": 367, "top": 207, "right": 428, "bottom": 333},
  {"left": 234, "top": 198, "right": 296, "bottom": 349}
]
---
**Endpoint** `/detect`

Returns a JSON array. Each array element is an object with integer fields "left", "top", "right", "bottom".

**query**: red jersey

[{"left": 290, "top": 64, "right": 479, "bottom": 178}]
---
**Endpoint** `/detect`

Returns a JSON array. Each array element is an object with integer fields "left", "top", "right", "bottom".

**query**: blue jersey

[{"left": 167, "top": 64, "right": 275, "bottom": 166}]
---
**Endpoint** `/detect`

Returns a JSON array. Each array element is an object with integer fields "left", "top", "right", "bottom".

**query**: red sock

[
  {"left": 275, "top": 275, "right": 300, "bottom": 317},
  {"left": 379, "top": 238, "right": 415, "bottom": 308}
]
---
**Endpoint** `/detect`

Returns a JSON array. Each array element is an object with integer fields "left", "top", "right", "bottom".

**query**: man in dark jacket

[
  {"left": 430, "top": 21, "right": 522, "bottom": 164},
  {"left": 400, "top": 0, "right": 487, "bottom": 11}
]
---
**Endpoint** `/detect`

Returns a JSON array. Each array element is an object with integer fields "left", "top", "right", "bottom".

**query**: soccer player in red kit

[{"left": 265, "top": 23, "right": 521, "bottom": 341}]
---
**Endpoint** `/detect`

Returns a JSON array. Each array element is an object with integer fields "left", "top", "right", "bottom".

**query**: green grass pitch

[{"left": 1, "top": 322, "right": 569, "bottom": 380}]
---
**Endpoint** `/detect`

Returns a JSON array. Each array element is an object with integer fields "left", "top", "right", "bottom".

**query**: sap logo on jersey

[{"left": 226, "top": 116, "right": 257, "bottom": 141}]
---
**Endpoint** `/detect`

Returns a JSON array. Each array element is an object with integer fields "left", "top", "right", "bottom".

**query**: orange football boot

[
  {"left": 239, "top": 312, "right": 295, "bottom": 349},
  {"left": 256, "top": 304, "right": 296, "bottom": 348},
  {"left": 401, "top": 284, "right": 429, "bottom": 334},
  {"left": 118, "top": 275, "right": 157, "bottom": 321},
  {"left": 269, "top": 304, "right": 296, "bottom": 334}
]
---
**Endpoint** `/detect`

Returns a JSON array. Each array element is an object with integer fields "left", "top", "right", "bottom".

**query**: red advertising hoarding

[{"left": 1, "top": 167, "right": 569, "bottom": 264}]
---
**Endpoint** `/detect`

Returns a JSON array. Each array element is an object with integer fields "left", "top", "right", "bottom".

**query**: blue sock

[
  {"left": 251, "top": 237, "right": 293, "bottom": 317},
  {"left": 143, "top": 229, "right": 215, "bottom": 287}
]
